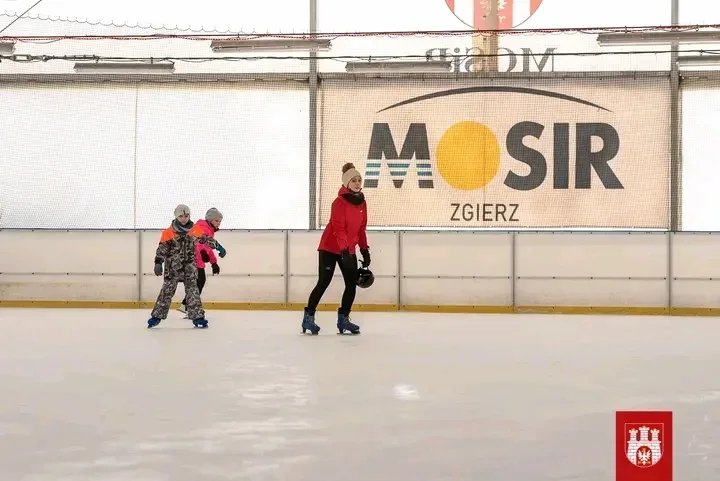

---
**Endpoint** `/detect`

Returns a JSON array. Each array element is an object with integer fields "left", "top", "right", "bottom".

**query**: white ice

[{"left": 1, "top": 308, "right": 719, "bottom": 480}]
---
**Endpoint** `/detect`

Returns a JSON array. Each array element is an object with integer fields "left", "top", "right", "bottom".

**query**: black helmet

[{"left": 357, "top": 267, "right": 375, "bottom": 289}]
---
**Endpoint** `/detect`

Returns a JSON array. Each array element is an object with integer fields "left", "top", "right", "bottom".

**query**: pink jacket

[{"left": 194, "top": 219, "right": 218, "bottom": 269}]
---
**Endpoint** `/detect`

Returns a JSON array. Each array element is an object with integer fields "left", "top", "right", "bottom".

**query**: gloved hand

[
  {"left": 340, "top": 248, "right": 354, "bottom": 270},
  {"left": 200, "top": 251, "right": 210, "bottom": 263},
  {"left": 216, "top": 244, "right": 226, "bottom": 258},
  {"left": 153, "top": 262, "right": 163, "bottom": 276},
  {"left": 360, "top": 248, "right": 371, "bottom": 268},
  {"left": 211, "top": 263, "right": 220, "bottom": 275}
]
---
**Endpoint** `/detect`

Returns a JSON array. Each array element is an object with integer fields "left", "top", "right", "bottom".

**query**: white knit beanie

[{"left": 174, "top": 204, "right": 190, "bottom": 218}]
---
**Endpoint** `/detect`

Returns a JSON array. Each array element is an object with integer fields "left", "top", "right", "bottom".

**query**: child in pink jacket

[{"left": 179, "top": 207, "right": 226, "bottom": 313}]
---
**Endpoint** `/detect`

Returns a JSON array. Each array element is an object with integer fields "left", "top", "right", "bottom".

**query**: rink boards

[{"left": 1, "top": 229, "right": 720, "bottom": 315}]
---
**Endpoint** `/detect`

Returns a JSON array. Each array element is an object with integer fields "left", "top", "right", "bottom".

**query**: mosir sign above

[
  {"left": 318, "top": 78, "right": 671, "bottom": 229},
  {"left": 425, "top": 46, "right": 557, "bottom": 73}
]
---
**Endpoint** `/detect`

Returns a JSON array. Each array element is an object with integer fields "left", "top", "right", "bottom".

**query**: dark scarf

[
  {"left": 342, "top": 190, "right": 365, "bottom": 206},
  {"left": 171, "top": 218, "right": 194, "bottom": 236}
]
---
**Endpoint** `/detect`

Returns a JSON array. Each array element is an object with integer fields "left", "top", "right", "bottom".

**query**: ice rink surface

[{"left": 1, "top": 308, "right": 720, "bottom": 480}]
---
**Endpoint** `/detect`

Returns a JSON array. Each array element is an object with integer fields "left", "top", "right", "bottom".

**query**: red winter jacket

[{"left": 318, "top": 186, "right": 369, "bottom": 255}]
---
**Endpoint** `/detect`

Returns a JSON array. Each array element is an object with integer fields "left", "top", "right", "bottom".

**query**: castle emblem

[{"left": 626, "top": 424, "right": 664, "bottom": 467}]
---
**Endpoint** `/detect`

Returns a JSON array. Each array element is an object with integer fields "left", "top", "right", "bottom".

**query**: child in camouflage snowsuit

[{"left": 147, "top": 204, "right": 226, "bottom": 329}]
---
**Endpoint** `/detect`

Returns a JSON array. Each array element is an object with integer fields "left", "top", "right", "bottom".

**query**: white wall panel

[
  {"left": 364, "top": 232, "right": 399, "bottom": 277},
  {"left": 401, "top": 232, "right": 512, "bottom": 278},
  {"left": 288, "top": 275, "right": 397, "bottom": 306},
  {"left": 200, "top": 277, "right": 286, "bottom": 303},
  {"left": 141, "top": 274, "right": 285, "bottom": 304},
  {"left": 671, "top": 233, "right": 720, "bottom": 279},
  {"left": 401, "top": 278, "right": 511, "bottom": 306},
  {"left": 0, "top": 274, "right": 137, "bottom": 302},
  {"left": 0, "top": 230, "right": 137, "bottom": 274},
  {"left": 139, "top": 230, "right": 286, "bottom": 303},
  {"left": 210, "top": 231, "right": 285, "bottom": 275},
  {"left": 140, "top": 231, "right": 285, "bottom": 275},
  {"left": 669, "top": 233, "right": 720, "bottom": 308},
  {"left": 288, "top": 231, "right": 398, "bottom": 276},
  {"left": 4, "top": 229, "right": 720, "bottom": 312},
  {"left": 515, "top": 233, "right": 667, "bottom": 278},
  {"left": 671, "top": 279, "right": 720, "bottom": 309},
  {"left": 288, "top": 231, "right": 324, "bottom": 276},
  {"left": 515, "top": 279, "right": 668, "bottom": 307},
  {"left": 140, "top": 230, "right": 161, "bottom": 270},
  {"left": 287, "top": 231, "right": 399, "bottom": 305}
]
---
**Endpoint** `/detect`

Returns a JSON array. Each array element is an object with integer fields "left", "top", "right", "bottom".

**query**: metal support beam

[
  {"left": 669, "top": 0, "right": 682, "bottom": 231},
  {"left": 511, "top": 231, "right": 516, "bottom": 310},
  {"left": 284, "top": 230, "right": 290, "bottom": 305},
  {"left": 137, "top": 230, "right": 143, "bottom": 303},
  {"left": 397, "top": 231, "right": 403, "bottom": 308},
  {"left": 667, "top": 231, "right": 673, "bottom": 310},
  {"left": 308, "top": 0, "right": 319, "bottom": 230}
]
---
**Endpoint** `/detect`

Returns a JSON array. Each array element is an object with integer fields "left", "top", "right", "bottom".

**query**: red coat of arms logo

[
  {"left": 625, "top": 424, "right": 664, "bottom": 468},
  {"left": 444, "top": 0, "right": 544, "bottom": 30}
]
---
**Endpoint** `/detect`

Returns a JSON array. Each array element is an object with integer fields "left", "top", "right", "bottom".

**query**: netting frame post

[
  {"left": 511, "top": 230, "right": 517, "bottom": 310},
  {"left": 670, "top": 0, "right": 682, "bottom": 231},
  {"left": 137, "top": 230, "right": 143, "bottom": 304},
  {"left": 308, "top": 0, "right": 319, "bottom": 230}
]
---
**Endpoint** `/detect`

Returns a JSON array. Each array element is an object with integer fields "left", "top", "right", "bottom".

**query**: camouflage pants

[{"left": 151, "top": 263, "right": 205, "bottom": 321}]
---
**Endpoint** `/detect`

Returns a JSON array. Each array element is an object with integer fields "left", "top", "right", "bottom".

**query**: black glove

[
  {"left": 211, "top": 263, "right": 220, "bottom": 275},
  {"left": 340, "top": 248, "right": 354, "bottom": 269},
  {"left": 201, "top": 251, "right": 211, "bottom": 263},
  {"left": 360, "top": 248, "right": 370, "bottom": 268},
  {"left": 153, "top": 257, "right": 163, "bottom": 276}
]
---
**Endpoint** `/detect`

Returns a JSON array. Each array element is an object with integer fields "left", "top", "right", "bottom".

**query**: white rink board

[
  {"left": 671, "top": 233, "right": 720, "bottom": 308},
  {"left": 287, "top": 230, "right": 399, "bottom": 305},
  {"left": 2, "top": 229, "right": 720, "bottom": 310},
  {"left": 514, "top": 232, "right": 669, "bottom": 308}
]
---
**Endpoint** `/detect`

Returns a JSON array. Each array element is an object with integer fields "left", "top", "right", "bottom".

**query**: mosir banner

[{"left": 318, "top": 77, "right": 671, "bottom": 229}]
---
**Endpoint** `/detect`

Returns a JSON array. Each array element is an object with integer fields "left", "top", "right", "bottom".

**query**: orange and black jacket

[{"left": 154, "top": 224, "right": 218, "bottom": 279}]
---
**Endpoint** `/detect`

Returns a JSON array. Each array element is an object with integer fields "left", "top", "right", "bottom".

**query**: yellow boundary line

[{"left": 0, "top": 301, "right": 719, "bottom": 316}]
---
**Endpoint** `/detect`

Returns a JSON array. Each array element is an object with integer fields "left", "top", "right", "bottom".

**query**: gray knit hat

[
  {"left": 174, "top": 204, "right": 190, "bottom": 218},
  {"left": 205, "top": 207, "right": 223, "bottom": 221}
]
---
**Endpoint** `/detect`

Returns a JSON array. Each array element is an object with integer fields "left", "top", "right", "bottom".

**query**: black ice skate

[
  {"left": 147, "top": 317, "right": 162, "bottom": 328},
  {"left": 302, "top": 308, "right": 321, "bottom": 335},
  {"left": 337, "top": 310, "right": 360, "bottom": 335}
]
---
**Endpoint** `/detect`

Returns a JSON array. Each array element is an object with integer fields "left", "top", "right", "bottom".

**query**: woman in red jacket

[{"left": 302, "top": 162, "right": 370, "bottom": 335}]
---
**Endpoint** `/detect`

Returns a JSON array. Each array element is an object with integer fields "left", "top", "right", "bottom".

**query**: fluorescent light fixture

[
  {"left": 73, "top": 61, "right": 175, "bottom": 74},
  {"left": 0, "top": 41, "right": 15, "bottom": 54},
  {"left": 210, "top": 38, "right": 331, "bottom": 52},
  {"left": 677, "top": 54, "right": 720, "bottom": 67},
  {"left": 345, "top": 60, "right": 452, "bottom": 73},
  {"left": 597, "top": 30, "right": 720, "bottom": 46}
]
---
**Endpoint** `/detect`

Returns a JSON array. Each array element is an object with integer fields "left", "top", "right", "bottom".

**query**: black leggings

[
  {"left": 181, "top": 268, "right": 206, "bottom": 306},
  {"left": 306, "top": 250, "right": 358, "bottom": 314}
]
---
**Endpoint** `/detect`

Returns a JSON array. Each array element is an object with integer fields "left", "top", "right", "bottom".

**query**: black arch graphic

[{"left": 377, "top": 86, "right": 611, "bottom": 113}]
